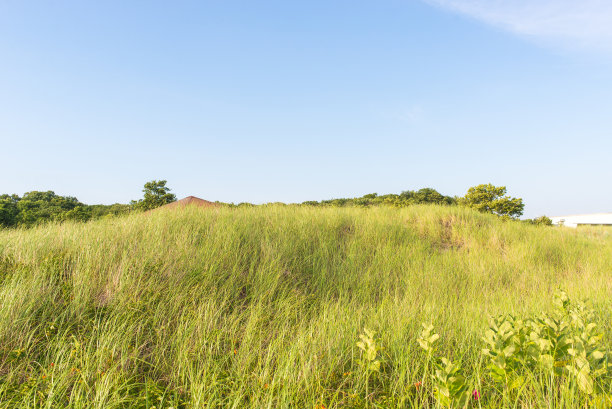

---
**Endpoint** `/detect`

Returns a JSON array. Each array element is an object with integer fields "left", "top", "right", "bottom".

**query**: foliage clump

[
  {"left": 416, "top": 291, "right": 612, "bottom": 408},
  {"left": 302, "top": 188, "right": 456, "bottom": 208},
  {"left": 459, "top": 183, "right": 524, "bottom": 219},
  {"left": 417, "top": 324, "right": 472, "bottom": 408},
  {"left": 130, "top": 179, "right": 176, "bottom": 211},
  {"left": 0, "top": 180, "right": 176, "bottom": 228},
  {"left": 523, "top": 215, "right": 553, "bottom": 226},
  {"left": 0, "top": 191, "right": 130, "bottom": 227},
  {"left": 481, "top": 291, "right": 611, "bottom": 396}
]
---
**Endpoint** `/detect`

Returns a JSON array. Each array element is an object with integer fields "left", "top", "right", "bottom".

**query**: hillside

[{"left": 0, "top": 205, "right": 610, "bottom": 408}]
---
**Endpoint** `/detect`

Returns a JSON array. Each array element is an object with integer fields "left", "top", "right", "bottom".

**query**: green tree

[
  {"left": 132, "top": 180, "right": 177, "bottom": 211},
  {"left": 524, "top": 215, "right": 553, "bottom": 226},
  {"left": 0, "top": 194, "right": 20, "bottom": 227},
  {"left": 399, "top": 188, "right": 455, "bottom": 205},
  {"left": 460, "top": 184, "right": 524, "bottom": 219},
  {"left": 17, "top": 191, "right": 83, "bottom": 226},
  {"left": 61, "top": 206, "right": 92, "bottom": 222},
  {"left": 87, "top": 203, "right": 131, "bottom": 218},
  {"left": 412, "top": 188, "right": 455, "bottom": 205}
]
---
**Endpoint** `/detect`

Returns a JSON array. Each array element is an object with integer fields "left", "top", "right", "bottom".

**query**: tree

[
  {"left": 0, "top": 194, "right": 20, "bottom": 227},
  {"left": 61, "top": 206, "right": 92, "bottom": 222},
  {"left": 412, "top": 188, "right": 455, "bottom": 205},
  {"left": 17, "top": 191, "right": 83, "bottom": 226},
  {"left": 132, "top": 180, "right": 176, "bottom": 211},
  {"left": 1, "top": 190, "right": 135, "bottom": 228},
  {"left": 400, "top": 188, "right": 455, "bottom": 205},
  {"left": 524, "top": 215, "right": 553, "bottom": 226},
  {"left": 460, "top": 184, "right": 524, "bottom": 219}
]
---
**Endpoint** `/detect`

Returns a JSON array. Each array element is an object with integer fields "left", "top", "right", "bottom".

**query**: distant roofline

[
  {"left": 550, "top": 212, "right": 612, "bottom": 218},
  {"left": 158, "top": 195, "right": 220, "bottom": 208}
]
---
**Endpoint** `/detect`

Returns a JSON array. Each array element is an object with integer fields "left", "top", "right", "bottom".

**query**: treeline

[
  {"left": 0, "top": 180, "right": 174, "bottom": 228},
  {"left": 1, "top": 181, "right": 552, "bottom": 228},
  {"left": 0, "top": 191, "right": 131, "bottom": 228},
  {"left": 299, "top": 184, "right": 551, "bottom": 225},
  {"left": 301, "top": 188, "right": 455, "bottom": 208}
]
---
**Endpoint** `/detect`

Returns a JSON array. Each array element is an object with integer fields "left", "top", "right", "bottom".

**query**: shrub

[
  {"left": 416, "top": 291, "right": 612, "bottom": 407},
  {"left": 524, "top": 216, "right": 553, "bottom": 226}
]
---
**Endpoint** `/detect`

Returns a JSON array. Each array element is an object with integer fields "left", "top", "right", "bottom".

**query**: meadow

[{"left": 0, "top": 205, "right": 610, "bottom": 408}]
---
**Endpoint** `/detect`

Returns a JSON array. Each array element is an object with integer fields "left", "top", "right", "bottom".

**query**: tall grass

[{"left": 0, "top": 205, "right": 610, "bottom": 408}]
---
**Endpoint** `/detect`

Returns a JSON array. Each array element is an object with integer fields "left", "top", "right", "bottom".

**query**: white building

[{"left": 550, "top": 213, "right": 612, "bottom": 228}]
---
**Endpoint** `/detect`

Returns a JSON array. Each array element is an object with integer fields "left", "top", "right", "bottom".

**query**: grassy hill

[{"left": 0, "top": 205, "right": 610, "bottom": 408}]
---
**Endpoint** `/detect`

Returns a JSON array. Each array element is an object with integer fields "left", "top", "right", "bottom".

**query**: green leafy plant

[
  {"left": 417, "top": 324, "right": 440, "bottom": 354},
  {"left": 356, "top": 328, "right": 383, "bottom": 406},
  {"left": 356, "top": 328, "right": 382, "bottom": 374},
  {"left": 417, "top": 324, "right": 471, "bottom": 408},
  {"left": 432, "top": 358, "right": 471, "bottom": 409},
  {"left": 481, "top": 315, "right": 531, "bottom": 390},
  {"left": 563, "top": 295, "right": 611, "bottom": 395},
  {"left": 419, "top": 292, "right": 611, "bottom": 407},
  {"left": 481, "top": 291, "right": 611, "bottom": 398}
]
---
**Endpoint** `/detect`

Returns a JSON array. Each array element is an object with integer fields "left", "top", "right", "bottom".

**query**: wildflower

[
  {"left": 42, "top": 375, "right": 46, "bottom": 380},
  {"left": 233, "top": 349, "right": 237, "bottom": 355},
  {"left": 50, "top": 363, "right": 55, "bottom": 367},
  {"left": 473, "top": 390, "right": 480, "bottom": 400},
  {"left": 414, "top": 381, "right": 422, "bottom": 389},
  {"left": 263, "top": 383, "right": 269, "bottom": 389}
]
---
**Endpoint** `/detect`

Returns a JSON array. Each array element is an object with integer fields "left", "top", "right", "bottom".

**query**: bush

[
  {"left": 416, "top": 291, "right": 612, "bottom": 407},
  {"left": 460, "top": 184, "right": 524, "bottom": 219},
  {"left": 524, "top": 216, "right": 553, "bottom": 226}
]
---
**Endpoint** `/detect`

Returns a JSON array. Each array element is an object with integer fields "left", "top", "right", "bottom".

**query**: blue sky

[{"left": 1, "top": 0, "right": 611, "bottom": 217}]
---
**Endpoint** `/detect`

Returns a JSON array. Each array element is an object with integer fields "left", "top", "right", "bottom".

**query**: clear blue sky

[{"left": 1, "top": 0, "right": 611, "bottom": 217}]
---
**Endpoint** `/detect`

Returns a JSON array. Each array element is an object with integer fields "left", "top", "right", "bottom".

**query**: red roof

[{"left": 160, "top": 196, "right": 220, "bottom": 209}]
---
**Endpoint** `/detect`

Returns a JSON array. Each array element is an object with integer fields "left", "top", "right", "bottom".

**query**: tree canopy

[
  {"left": 300, "top": 188, "right": 457, "bottom": 208},
  {"left": 131, "top": 180, "right": 177, "bottom": 211},
  {"left": 0, "top": 180, "right": 178, "bottom": 228},
  {"left": 0, "top": 192, "right": 131, "bottom": 228},
  {"left": 460, "top": 184, "right": 524, "bottom": 219},
  {"left": 0, "top": 194, "right": 20, "bottom": 227},
  {"left": 0, "top": 181, "right": 539, "bottom": 229}
]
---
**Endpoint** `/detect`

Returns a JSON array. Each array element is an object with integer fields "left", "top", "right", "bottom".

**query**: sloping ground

[{"left": 0, "top": 205, "right": 610, "bottom": 408}]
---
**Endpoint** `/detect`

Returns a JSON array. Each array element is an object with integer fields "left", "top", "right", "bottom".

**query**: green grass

[{"left": 0, "top": 205, "right": 610, "bottom": 408}]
